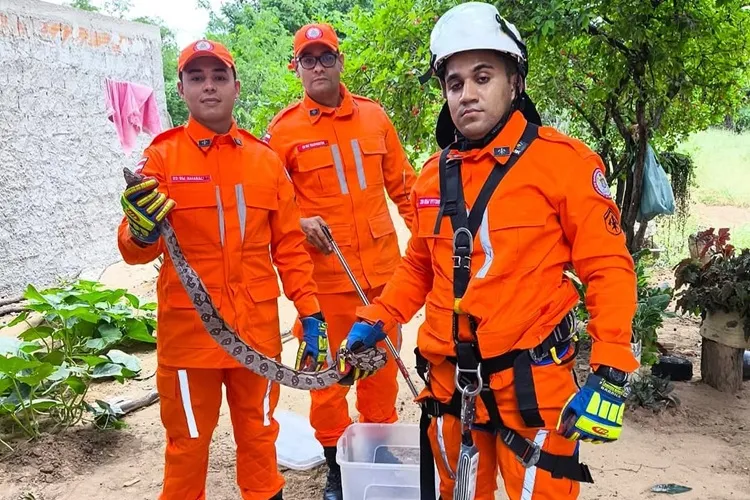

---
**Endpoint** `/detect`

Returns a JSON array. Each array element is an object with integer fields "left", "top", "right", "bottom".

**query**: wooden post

[{"left": 699, "top": 311, "right": 748, "bottom": 393}]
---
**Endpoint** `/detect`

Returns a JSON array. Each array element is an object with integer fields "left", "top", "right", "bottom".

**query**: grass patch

[{"left": 677, "top": 128, "right": 750, "bottom": 207}]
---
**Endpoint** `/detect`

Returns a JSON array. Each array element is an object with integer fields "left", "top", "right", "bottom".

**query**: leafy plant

[
  {"left": 632, "top": 250, "right": 675, "bottom": 365},
  {"left": 7, "top": 280, "right": 156, "bottom": 360},
  {"left": 674, "top": 245, "right": 750, "bottom": 341},
  {"left": 627, "top": 373, "right": 680, "bottom": 412},
  {"left": 0, "top": 280, "right": 153, "bottom": 441}
]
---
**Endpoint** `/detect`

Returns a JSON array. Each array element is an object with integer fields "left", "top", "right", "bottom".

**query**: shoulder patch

[{"left": 592, "top": 168, "right": 612, "bottom": 199}]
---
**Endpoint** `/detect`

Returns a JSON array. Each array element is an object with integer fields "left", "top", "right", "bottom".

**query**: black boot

[
  {"left": 323, "top": 446, "right": 343, "bottom": 500},
  {"left": 269, "top": 490, "right": 283, "bottom": 500}
]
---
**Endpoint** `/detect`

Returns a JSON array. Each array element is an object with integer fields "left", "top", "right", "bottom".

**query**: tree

[
  {"left": 502, "top": 0, "right": 750, "bottom": 250},
  {"left": 132, "top": 16, "right": 188, "bottom": 127},
  {"left": 203, "top": 8, "right": 301, "bottom": 135},
  {"left": 338, "top": 0, "right": 453, "bottom": 166},
  {"left": 69, "top": 0, "right": 99, "bottom": 11}
]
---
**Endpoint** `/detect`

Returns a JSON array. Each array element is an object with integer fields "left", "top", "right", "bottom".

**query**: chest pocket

[
  {"left": 485, "top": 207, "right": 548, "bottom": 276},
  {"left": 294, "top": 146, "right": 346, "bottom": 197},
  {"left": 238, "top": 183, "right": 277, "bottom": 247},
  {"left": 168, "top": 183, "right": 221, "bottom": 249},
  {"left": 352, "top": 136, "right": 387, "bottom": 189}
]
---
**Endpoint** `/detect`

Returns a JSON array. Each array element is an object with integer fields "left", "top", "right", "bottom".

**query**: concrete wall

[{"left": 0, "top": 0, "right": 169, "bottom": 298}]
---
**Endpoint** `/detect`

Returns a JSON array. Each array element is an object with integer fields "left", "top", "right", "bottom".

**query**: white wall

[{"left": 0, "top": 0, "right": 169, "bottom": 297}]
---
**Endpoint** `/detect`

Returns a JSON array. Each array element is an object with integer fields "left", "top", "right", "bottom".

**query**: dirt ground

[{"left": 1, "top": 203, "right": 749, "bottom": 500}]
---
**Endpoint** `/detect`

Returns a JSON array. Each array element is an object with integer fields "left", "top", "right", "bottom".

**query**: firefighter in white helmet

[{"left": 345, "top": 2, "right": 638, "bottom": 499}]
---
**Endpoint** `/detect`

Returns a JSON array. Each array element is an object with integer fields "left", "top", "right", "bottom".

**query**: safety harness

[{"left": 417, "top": 121, "right": 594, "bottom": 499}]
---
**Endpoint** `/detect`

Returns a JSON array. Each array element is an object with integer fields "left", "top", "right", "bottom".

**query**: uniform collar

[
  {"left": 302, "top": 83, "right": 354, "bottom": 124},
  {"left": 467, "top": 110, "right": 528, "bottom": 164},
  {"left": 184, "top": 115, "right": 245, "bottom": 150}
]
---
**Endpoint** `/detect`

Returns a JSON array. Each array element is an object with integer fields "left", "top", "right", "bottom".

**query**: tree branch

[
  {"left": 587, "top": 23, "right": 633, "bottom": 57},
  {"left": 566, "top": 98, "right": 603, "bottom": 138}
]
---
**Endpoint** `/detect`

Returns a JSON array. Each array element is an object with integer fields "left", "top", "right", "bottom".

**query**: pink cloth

[{"left": 105, "top": 78, "right": 162, "bottom": 154}]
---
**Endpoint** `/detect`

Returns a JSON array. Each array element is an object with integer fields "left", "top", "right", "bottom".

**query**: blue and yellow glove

[
  {"left": 336, "top": 320, "right": 386, "bottom": 383},
  {"left": 121, "top": 177, "right": 175, "bottom": 245},
  {"left": 294, "top": 313, "right": 328, "bottom": 372},
  {"left": 557, "top": 366, "right": 628, "bottom": 443}
]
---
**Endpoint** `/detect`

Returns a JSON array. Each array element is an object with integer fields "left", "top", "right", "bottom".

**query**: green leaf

[
  {"left": 0, "top": 356, "right": 40, "bottom": 376},
  {"left": 24, "top": 284, "right": 49, "bottom": 304},
  {"left": 76, "top": 291, "right": 112, "bottom": 305},
  {"left": 124, "top": 293, "right": 140, "bottom": 309},
  {"left": 76, "top": 355, "right": 108, "bottom": 367},
  {"left": 85, "top": 338, "right": 108, "bottom": 352},
  {"left": 0, "top": 376, "right": 13, "bottom": 394},
  {"left": 140, "top": 302, "right": 157, "bottom": 311},
  {"left": 91, "top": 363, "right": 124, "bottom": 379},
  {"left": 16, "top": 363, "right": 55, "bottom": 386},
  {"left": 0, "top": 338, "right": 23, "bottom": 356},
  {"left": 106, "top": 349, "right": 141, "bottom": 373},
  {"left": 5, "top": 311, "right": 30, "bottom": 327},
  {"left": 98, "top": 323, "right": 123, "bottom": 344},
  {"left": 124, "top": 319, "right": 155, "bottom": 344},
  {"left": 40, "top": 350, "right": 65, "bottom": 366},
  {"left": 18, "top": 326, "right": 55, "bottom": 341},
  {"left": 65, "top": 375, "right": 87, "bottom": 395},
  {"left": 46, "top": 364, "right": 70, "bottom": 382},
  {"left": 17, "top": 398, "right": 61, "bottom": 412}
]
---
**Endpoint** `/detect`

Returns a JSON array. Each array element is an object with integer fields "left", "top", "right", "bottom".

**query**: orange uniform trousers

[
  {"left": 424, "top": 352, "right": 580, "bottom": 500},
  {"left": 157, "top": 364, "right": 283, "bottom": 500},
  {"left": 294, "top": 285, "right": 400, "bottom": 447}
]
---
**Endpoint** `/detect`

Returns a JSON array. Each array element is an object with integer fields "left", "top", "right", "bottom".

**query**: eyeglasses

[{"left": 297, "top": 52, "right": 338, "bottom": 70}]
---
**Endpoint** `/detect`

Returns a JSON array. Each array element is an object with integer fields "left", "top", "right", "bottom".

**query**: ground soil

[{"left": 1, "top": 204, "right": 749, "bottom": 500}]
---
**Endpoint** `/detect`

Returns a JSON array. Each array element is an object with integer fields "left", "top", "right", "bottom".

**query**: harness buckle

[
  {"left": 516, "top": 438, "right": 542, "bottom": 468},
  {"left": 454, "top": 362, "right": 483, "bottom": 397},
  {"left": 452, "top": 227, "right": 473, "bottom": 253}
]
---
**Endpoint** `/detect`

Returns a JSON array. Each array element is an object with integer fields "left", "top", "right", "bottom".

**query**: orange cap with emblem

[
  {"left": 292, "top": 23, "right": 339, "bottom": 57},
  {"left": 178, "top": 39, "right": 235, "bottom": 73}
]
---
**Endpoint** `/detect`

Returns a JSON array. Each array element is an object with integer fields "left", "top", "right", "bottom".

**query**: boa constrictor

[{"left": 123, "top": 168, "right": 387, "bottom": 390}]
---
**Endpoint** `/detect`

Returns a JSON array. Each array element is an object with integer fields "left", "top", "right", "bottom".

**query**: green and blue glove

[
  {"left": 557, "top": 366, "right": 628, "bottom": 443},
  {"left": 121, "top": 177, "right": 175, "bottom": 245},
  {"left": 294, "top": 313, "right": 328, "bottom": 372},
  {"left": 336, "top": 320, "right": 386, "bottom": 383}
]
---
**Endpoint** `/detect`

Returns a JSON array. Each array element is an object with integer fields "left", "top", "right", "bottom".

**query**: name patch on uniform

[
  {"left": 297, "top": 140, "right": 329, "bottom": 152},
  {"left": 417, "top": 197, "right": 441, "bottom": 209},
  {"left": 493, "top": 147, "right": 511, "bottom": 157},
  {"left": 603, "top": 208, "right": 622, "bottom": 235},
  {"left": 171, "top": 175, "right": 211, "bottom": 183}
]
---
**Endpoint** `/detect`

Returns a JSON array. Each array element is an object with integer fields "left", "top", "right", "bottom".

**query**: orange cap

[
  {"left": 178, "top": 39, "right": 235, "bottom": 73},
  {"left": 293, "top": 23, "right": 339, "bottom": 57}
]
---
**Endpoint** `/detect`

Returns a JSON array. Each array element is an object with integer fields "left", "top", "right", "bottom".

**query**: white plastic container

[
  {"left": 336, "top": 423, "right": 440, "bottom": 500},
  {"left": 274, "top": 410, "right": 325, "bottom": 470}
]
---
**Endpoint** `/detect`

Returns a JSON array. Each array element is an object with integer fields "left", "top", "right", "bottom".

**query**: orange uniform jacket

[
  {"left": 265, "top": 83, "right": 417, "bottom": 294},
  {"left": 118, "top": 117, "right": 320, "bottom": 368},
  {"left": 358, "top": 111, "right": 639, "bottom": 373}
]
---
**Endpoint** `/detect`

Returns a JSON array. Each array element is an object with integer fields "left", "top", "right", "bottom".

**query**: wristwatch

[{"left": 595, "top": 365, "right": 629, "bottom": 386}]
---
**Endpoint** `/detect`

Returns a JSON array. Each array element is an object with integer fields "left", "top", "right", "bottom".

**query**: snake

[{"left": 123, "top": 167, "right": 387, "bottom": 390}]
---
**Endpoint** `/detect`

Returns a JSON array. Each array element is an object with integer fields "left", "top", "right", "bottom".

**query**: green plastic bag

[{"left": 637, "top": 144, "right": 675, "bottom": 222}]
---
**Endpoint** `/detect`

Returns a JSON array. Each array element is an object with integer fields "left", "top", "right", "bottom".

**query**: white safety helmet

[{"left": 428, "top": 2, "right": 527, "bottom": 78}]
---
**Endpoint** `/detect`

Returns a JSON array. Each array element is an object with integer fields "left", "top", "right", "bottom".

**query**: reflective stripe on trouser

[
  {"left": 293, "top": 284, "right": 400, "bottom": 447},
  {"left": 156, "top": 365, "right": 283, "bottom": 500},
  {"left": 424, "top": 354, "right": 581, "bottom": 499}
]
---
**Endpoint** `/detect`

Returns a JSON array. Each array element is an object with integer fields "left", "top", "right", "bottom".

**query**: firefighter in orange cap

[
  {"left": 118, "top": 39, "right": 327, "bottom": 500},
  {"left": 339, "top": 2, "right": 639, "bottom": 499},
  {"left": 263, "top": 22, "right": 418, "bottom": 500}
]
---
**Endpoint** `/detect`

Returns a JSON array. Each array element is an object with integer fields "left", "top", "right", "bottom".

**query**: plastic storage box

[{"left": 337, "top": 423, "right": 439, "bottom": 500}]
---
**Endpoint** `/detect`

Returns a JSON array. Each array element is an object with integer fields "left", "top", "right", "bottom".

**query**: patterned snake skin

[{"left": 123, "top": 168, "right": 387, "bottom": 390}]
